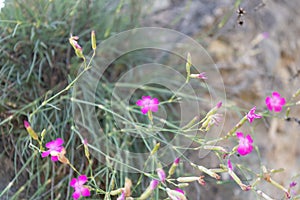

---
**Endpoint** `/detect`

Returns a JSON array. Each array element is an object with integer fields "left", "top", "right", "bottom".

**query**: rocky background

[{"left": 143, "top": 0, "right": 300, "bottom": 199}]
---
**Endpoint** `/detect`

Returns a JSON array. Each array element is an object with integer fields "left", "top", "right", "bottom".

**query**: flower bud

[
  {"left": 190, "top": 72, "right": 207, "bottom": 80},
  {"left": 150, "top": 179, "right": 159, "bottom": 190},
  {"left": 192, "top": 163, "right": 220, "bottom": 180},
  {"left": 166, "top": 188, "right": 187, "bottom": 200},
  {"left": 157, "top": 168, "right": 166, "bottom": 182},
  {"left": 168, "top": 158, "right": 180, "bottom": 177},
  {"left": 24, "top": 120, "right": 39, "bottom": 141},
  {"left": 185, "top": 52, "right": 192, "bottom": 83},
  {"left": 91, "top": 30, "right": 96, "bottom": 50},
  {"left": 150, "top": 143, "right": 160, "bottom": 155},
  {"left": 69, "top": 35, "right": 84, "bottom": 59}
]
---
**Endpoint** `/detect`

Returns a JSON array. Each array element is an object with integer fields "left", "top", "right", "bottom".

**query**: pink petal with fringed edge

[
  {"left": 41, "top": 151, "right": 50, "bottom": 158},
  {"left": 51, "top": 156, "right": 59, "bottom": 162},
  {"left": 72, "top": 191, "right": 80, "bottom": 200},
  {"left": 70, "top": 178, "right": 77, "bottom": 187},
  {"left": 81, "top": 187, "right": 91, "bottom": 197},
  {"left": 78, "top": 175, "right": 88, "bottom": 185}
]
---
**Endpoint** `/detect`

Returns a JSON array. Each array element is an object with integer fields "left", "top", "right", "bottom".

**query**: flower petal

[
  {"left": 45, "top": 138, "right": 64, "bottom": 149},
  {"left": 72, "top": 191, "right": 81, "bottom": 200},
  {"left": 280, "top": 98, "right": 286, "bottom": 105},
  {"left": 152, "top": 98, "right": 159, "bottom": 105},
  {"left": 274, "top": 105, "right": 282, "bottom": 112},
  {"left": 81, "top": 187, "right": 91, "bottom": 197},
  {"left": 142, "top": 96, "right": 151, "bottom": 100},
  {"left": 272, "top": 91, "right": 280, "bottom": 97},
  {"left": 41, "top": 151, "right": 50, "bottom": 158},
  {"left": 51, "top": 156, "right": 59, "bottom": 162},
  {"left": 246, "top": 134, "right": 253, "bottom": 143},
  {"left": 136, "top": 100, "right": 143, "bottom": 106},
  {"left": 150, "top": 105, "right": 158, "bottom": 113},
  {"left": 141, "top": 107, "right": 148, "bottom": 114},
  {"left": 70, "top": 178, "right": 77, "bottom": 187},
  {"left": 78, "top": 175, "right": 88, "bottom": 185},
  {"left": 236, "top": 132, "right": 244, "bottom": 139},
  {"left": 54, "top": 138, "right": 64, "bottom": 146}
]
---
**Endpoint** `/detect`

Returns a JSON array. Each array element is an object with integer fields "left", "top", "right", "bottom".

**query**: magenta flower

[
  {"left": 236, "top": 132, "right": 253, "bottom": 156},
  {"left": 70, "top": 175, "right": 91, "bottom": 200},
  {"left": 156, "top": 168, "right": 166, "bottom": 182},
  {"left": 247, "top": 106, "right": 261, "bottom": 123},
  {"left": 136, "top": 96, "right": 159, "bottom": 114},
  {"left": 41, "top": 138, "right": 64, "bottom": 162},
  {"left": 265, "top": 91, "right": 286, "bottom": 112}
]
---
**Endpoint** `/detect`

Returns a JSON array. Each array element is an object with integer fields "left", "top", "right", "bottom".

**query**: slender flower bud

[
  {"left": 110, "top": 188, "right": 123, "bottom": 196},
  {"left": 177, "top": 176, "right": 206, "bottom": 186},
  {"left": 91, "top": 30, "right": 96, "bottom": 50},
  {"left": 168, "top": 158, "right": 180, "bottom": 177},
  {"left": 149, "top": 179, "right": 159, "bottom": 190},
  {"left": 124, "top": 178, "right": 132, "bottom": 197},
  {"left": 166, "top": 188, "right": 187, "bottom": 200},
  {"left": 139, "top": 179, "right": 159, "bottom": 199},
  {"left": 203, "top": 145, "right": 228, "bottom": 153},
  {"left": 150, "top": 143, "right": 160, "bottom": 155},
  {"left": 157, "top": 168, "right": 166, "bottom": 182},
  {"left": 191, "top": 163, "right": 220, "bottom": 180},
  {"left": 24, "top": 120, "right": 39, "bottom": 141},
  {"left": 227, "top": 161, "right": 251, "bottom": 191},
  {"left": 293, "top": 89, "right": 300, "bottom": 98},
  {"left": 190, "top": 72, "right": 207, "bottom": 80},
  {"left": 83, "top": 138, "right": 90, "bottom": 160},
  {"left": 69, "top": 35, "right": 84, "bottom": 59},
  {"left": 199, "top": 102, "right": 223, "bottom": 132},
  {"left": 182, "top": 116, "right": 199, "bottom": 130},
  {"left": 185, "top": 52, "right": 192, "bottom": 83},
  {"left": 178, "top": 183, "right": 189, "bottom": 188}
]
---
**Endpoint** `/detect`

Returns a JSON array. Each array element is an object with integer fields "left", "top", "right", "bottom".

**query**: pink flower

[
  {"left": 247, "top": 106, "right": 261, "bottom": 123},
  {"left": 70, "top": 175, "right": 91, "bottom": 200},
  {"left": 156, "top": 168, "right": 166, "bottom": 182},
  {"left": 265, "top": 91, "right": 286, "bottom": 112},
  {"left": 236, "top": 132, "right": 253, "bottom": 156},
  {"left": 136, "top": 96, "right": 159, "bottom": 114},
  {"left": 41, "top": 138, "right": 64, "bottom": 162},
  {"left": 150, "top": 179, "right": 159, "bottom": 190}
]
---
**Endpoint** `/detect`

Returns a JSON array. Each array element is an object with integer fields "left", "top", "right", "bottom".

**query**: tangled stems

[{"left": 29, "top": 34, "right": 97, "bottom": 121}]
